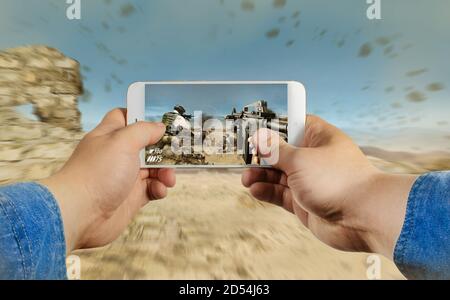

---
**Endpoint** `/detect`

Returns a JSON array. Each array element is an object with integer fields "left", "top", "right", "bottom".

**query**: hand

[
  {"left": 242, "top": 115, "right": 417, "bottom": 258},
  {"left": 40, "top": 109, "right": 176, "bottom": 252}
]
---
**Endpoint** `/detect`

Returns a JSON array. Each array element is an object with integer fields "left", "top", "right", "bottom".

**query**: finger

[
  {"left": 156, "top": 169, "right": 176, "bottom": 188},
  {"left": 116, "top": 121, "right": 166, "bottom": 151},
  {"left": 147, "top": 179, "right": 168, "bottom": 200},
  {"left": 301, "top": 115, "right": 346, "bottom": 148},
  {"left": 91, "top": 108, "right": 127, "bottom": 136},
  {"left": 293, "top": 203, "right": 309, "bottom": 228},
  {"left": 116, "top": 178, "right": 153, "bottom": 220},
  {"left": 241, "top": 168, "right": 287, "bottom": 187},
  {"left": 141, "top": 169, "right": 158, "bottom": 179},
  {"left": 249, "top": 182, "right": 294, "bottom": 213},
  {"left": 140, "top": 169, "right": 150, "bottom": 179},
  {"left": 140, "top": 169, "right": 176, "bottom": 188},
  {"left": 250, "top": 128, "right": 304, "bottom": 175}
]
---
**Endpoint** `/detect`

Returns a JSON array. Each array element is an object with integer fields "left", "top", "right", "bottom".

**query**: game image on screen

[{"left": 145, "top": 84, "right": 288, "bottom": 166}]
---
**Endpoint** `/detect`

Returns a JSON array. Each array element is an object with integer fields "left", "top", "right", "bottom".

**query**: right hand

[{"left": 242, "top": 116, "right": 417, "bottom": 258}]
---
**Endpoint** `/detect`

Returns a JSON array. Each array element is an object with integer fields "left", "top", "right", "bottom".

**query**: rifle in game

[{"left": 225, "top": 101, "right": 288, "bottom": 164}]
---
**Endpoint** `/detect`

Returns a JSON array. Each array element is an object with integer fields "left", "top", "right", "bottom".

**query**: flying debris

[
  {"left": 101, "top": 21, "right": 110, "bottom": 30},
  {"left": 391, "top": 102, "right": 402, "bottom": 109},
  {"left": 383, "top": 45, "right": 394, "bottom": 56},
  {"left": 385, "top": 86, "right": 395, "bottom": 93},
  {"left": 375, "top": 36, "right": 391, "bottom": 46},
  {"left": 356, "top": 34, "right": 407, "bottom": 59},
  {"left": 336, "top": 39, "right": 345, "bottom": 48},
  {"left": 120, "top": 3, "right": 136, "bottom": 17},
  {"left": 104, "top": 80, "right": 112, "bottom": 93},
  {"left": 406, "top": 91, "right": 427, "bottom": 103},
  {"left": 405, "top": 68, "right": 428, "bottom": 77},
  {"left": 111, "top": 55, "right": 128, "bottom": 65},
  {"left": 273, "top": 0, "right": 287, "bottom": 8},
  {"left": 111, "top": 73, "right": 124, "bottom": 85},
  {"left": 358, "top": 43, "right": 372, "bottom": 57},
  {"left": 96, "top": 42, "right": 111, "bottom": 54},
  {"left": 426, "top": 82, "right": 445, "bottom": 92},
  {"left": 265, "top": 28, "right": 280, "bottom": 39},
  {"left": 79, "top": 24, "right": 93, "bottom": 34},
  {"left": 81, "top": 66, "right": 92, "bottom": 73},
  {"left": 241, "top": 0, "right": 255, "bottom": 12},
  {"left": 81, "top": 89, "right": 92, "bottom": 102},
  {"left": 278, "top": 16, "right": 287, "bottom": 23}
]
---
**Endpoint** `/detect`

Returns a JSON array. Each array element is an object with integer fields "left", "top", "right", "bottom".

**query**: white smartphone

[{"left": 127, "top": 81, "right": 306, "bottom": 168}]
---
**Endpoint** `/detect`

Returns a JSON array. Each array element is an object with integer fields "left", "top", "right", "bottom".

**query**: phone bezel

[{"left": 127, "top": 81, "right": 306, "bottom": 169}]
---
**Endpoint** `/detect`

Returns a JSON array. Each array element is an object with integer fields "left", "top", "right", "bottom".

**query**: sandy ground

[
  {"left": 73, "top": 146, "right": 450, "bottom": 280},
  {"left": 75, "top": 170, "right": 404, "bottom": 279}
]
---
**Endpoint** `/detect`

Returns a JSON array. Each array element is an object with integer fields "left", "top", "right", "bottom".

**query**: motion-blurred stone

[{"left": 0, "top": 45, "right": 84, "bottom": 184}]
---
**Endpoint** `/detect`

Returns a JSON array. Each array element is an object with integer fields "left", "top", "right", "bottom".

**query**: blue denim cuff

[
  {"left": 0, "top": 182, "right": 67, "bottom": 280},
  {"left": 394, "top": 172, "right": 450, "bottom": 280}
]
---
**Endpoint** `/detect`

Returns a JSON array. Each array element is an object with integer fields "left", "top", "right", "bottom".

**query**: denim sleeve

[
  {"left": 394, "top": 171, "right": 450, "bottom": 280},
  {"left": 0, "top": 182, "right": 67, "bottom": 280}
]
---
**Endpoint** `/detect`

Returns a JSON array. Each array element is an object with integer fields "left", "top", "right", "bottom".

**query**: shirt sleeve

[
  {"left": 0, "top": 182, "right": 67, "bottom": 280},
  {"left": 394, "top": 171, "right": 450, "bottom": 280}
]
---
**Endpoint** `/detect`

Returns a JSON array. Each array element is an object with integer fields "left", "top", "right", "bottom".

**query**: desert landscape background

[{"left": 1, "top": 45, "right": 449, "bottom": 280}]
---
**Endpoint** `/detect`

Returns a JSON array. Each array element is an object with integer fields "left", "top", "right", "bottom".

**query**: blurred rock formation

[{"left": 0, "top": 45, "right": 84, "bottom": 185}]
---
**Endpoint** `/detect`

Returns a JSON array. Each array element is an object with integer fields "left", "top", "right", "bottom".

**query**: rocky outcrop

[{"left": 0, "top": 46, "right": 85, "bottom": 185}]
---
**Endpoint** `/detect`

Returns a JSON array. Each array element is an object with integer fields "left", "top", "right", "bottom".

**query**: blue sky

[
  {"left": 145, "top": 84, "right": 287, "bottom": 120},
  {"left": 1, "top": 0, "right": 449, "bottom": 150}
]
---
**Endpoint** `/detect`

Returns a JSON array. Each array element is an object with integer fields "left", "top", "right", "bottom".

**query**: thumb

[
  {"left": 91, "top": 108, "right": 127, "bottom": 136},
  {"left": 250, "top": 128, "right": 302, "bottom": 175},
  {"left": 115, "top": 121, "right": 166, "bottom": 151}
]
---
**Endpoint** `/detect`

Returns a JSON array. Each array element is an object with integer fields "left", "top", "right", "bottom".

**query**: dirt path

[{"left": 76, "top": 169, "right": 404, "bottom": 279}]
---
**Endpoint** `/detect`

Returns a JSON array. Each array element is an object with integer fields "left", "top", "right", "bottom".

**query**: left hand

[{"left": 40, "top": 108, "right": 176, "bottom": 252}]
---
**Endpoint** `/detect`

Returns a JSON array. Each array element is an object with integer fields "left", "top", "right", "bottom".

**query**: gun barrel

[{"left": 266, "top": 120, "right": 288, "bottom": 134}]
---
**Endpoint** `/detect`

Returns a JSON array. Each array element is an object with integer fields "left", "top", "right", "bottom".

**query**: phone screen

[{"left": 144, "top": 83, "right": 288, "bottom": 167}]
